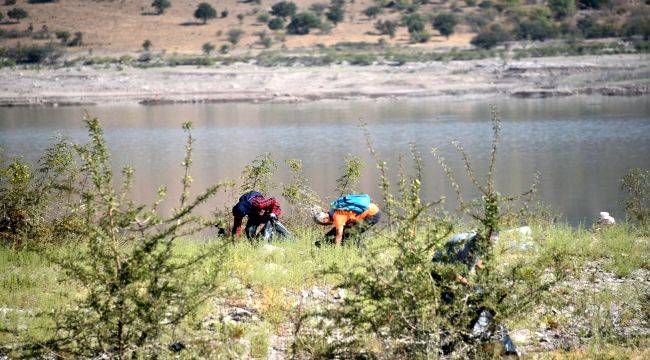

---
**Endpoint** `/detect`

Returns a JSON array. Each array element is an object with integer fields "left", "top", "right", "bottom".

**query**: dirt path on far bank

[{"left": 0, "top": 54, "right": 648, "bottom": 107}]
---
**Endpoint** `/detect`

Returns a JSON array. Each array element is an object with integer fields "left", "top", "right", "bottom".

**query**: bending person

[
  {"left": 313, "top": 194, "right": 381, "bottom": 246},
  {"left": 231, "top": 191, "right": 291, "bottom": 241}
]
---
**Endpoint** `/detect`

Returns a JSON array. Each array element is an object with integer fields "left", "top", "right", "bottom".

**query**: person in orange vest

[{"left": 313, "top": 194, "right": 381, "bottom": 246}]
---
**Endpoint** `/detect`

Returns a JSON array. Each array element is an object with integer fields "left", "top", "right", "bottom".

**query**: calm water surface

[{"left": 1, "top": 96, "right": 649, "bottom": 225}]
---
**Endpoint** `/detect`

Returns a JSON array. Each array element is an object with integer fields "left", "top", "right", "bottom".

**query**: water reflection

[{"left": 0, "top": 95, "right": 648, "bottom": 225}]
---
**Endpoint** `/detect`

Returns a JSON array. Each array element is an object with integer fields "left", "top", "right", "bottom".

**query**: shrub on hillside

[
  {"left": 326, "top": 4, "right": 345, "bottom": 25},
  {"left": 287, "top": 12, "right": 321, "bottom": 35},
  {"left": 433, "top": 12, "right": 458, "bottom": 38},
  {"left": 27, "top": 0, "right": 57, "bottom": 3},
  {"left": 270, "top": 1, "right": 297, "bottom": 18},
  {"left": 194, "top": 2, "right": 217, "bottom": 24},
  {"left": 548, "top": 0, "right": 576, "bottom": 19},
  {"left": 202, "top": 41, "right": 214, "bottom": 54},
  {"left": 402, "top": 13, "right": 426, "bottom": 34},
  {"left": 577, "top": 0, "right": 609, "bottom": 9},
  {"left": 55, "top": 30, "right": 70, "bottom": 44},
  {"left": 516, "top": 18, "right": 558, "bottom": 41},
  {"left": 364, "top": 6, "right": 382, "bottom": 19},
  {"left": 4, "top": 0, "right": 16, "bottom": 6},
  {"left": 623, "top": 14, "right": 650, "bottom": 40},
  {"left": 471, "top": 23, "right": 511, "bottom": 49},
  {"left": 375, "top": 19, "right": 397, "bottom": 37},
  {"left": 227, "top": 28, "right": 245, "bottom": 45},
  {"left": 0, "top": 43, "right": 62, "bottom": 64},
  {"left": 576, "top": 16, "right": 616, "bottom": 38},
  {"left": 7, "top": 7, "right": 27, "bottom": 22},
  {"left": 67, "top": 31, "right": 83, "bottom": 46},
  {"left": 257, "top": 12, "right": 270, "bottom": 23},
  {"left": 151, "top": 0, "right": 171, "bottom": 15},
  {"left": 268, "top": 17, "right": 285, "bottom": 30}
]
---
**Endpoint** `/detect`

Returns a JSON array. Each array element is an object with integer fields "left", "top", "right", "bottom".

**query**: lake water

[{"left": 1, "top": 96, "right": 649, "bottom": 225}]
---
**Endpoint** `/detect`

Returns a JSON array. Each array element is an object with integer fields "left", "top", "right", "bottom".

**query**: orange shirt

[{"left": 332, "top": 203, "right": 379, "bottom": 232}]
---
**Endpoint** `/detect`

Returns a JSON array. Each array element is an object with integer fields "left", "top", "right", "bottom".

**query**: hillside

[{"left": 0, "top": 0, "right": 647, "bottom": 56}]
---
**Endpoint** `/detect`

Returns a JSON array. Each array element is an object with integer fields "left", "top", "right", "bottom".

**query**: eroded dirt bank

[{"left": 0, "top": 54, "right": 648, "bottom": 107}]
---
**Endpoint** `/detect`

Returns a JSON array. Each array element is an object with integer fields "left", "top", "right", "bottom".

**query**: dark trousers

[{"left": 245, "top": 216, "right": 292, "bottom": 241}]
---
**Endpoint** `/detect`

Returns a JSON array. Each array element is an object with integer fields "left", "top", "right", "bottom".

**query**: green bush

[
  {"left": 227, "top": 28, "right": 245, "bottom": 45},
  {"left": 257, "top": 12, "right": 270, "bottom": 23},
  {"left": 548, "top": 0, "right": 576, "bottom": 19},
  {"left": 577, "top": 16, "right": 616, "bottom": 39},
  {"left": 364, "top": 6, "right": 382, "bottom": 19},
  {"left": 67, "top": 31, "right": 83, "bottom": 46},
  {"left": 270, "top": 1, "right": 297, "bottom": 18},
  {"left": 478, "top": 0, "right": 493, "bottom": 9},
  {"left": 402, "top": 13, "right": 426, "bottom": 34},
  {"left": 295, "top": 111, "right": 556, "bottom": 358},
  {"left": 623, "top": 14, "right": 650, "bottom": 40},
  {"left": 620, "top": 168, "right": 649, "bottom": 225},
  {"left": 202, "top": 42, "right": 215, "bottom": 54},
  {"left": 375, "top": 19, "right": 397, "bottom": 37},
  {"left": 4, "top": 0, "right": 16, "bottom": 5},
  {"left": 410, "top": 30, "right": 431, "bottom": 43},
  {"left": 7, "top": 7, "right": 28, "bottom": 22},
  {"left": 55, "top": 30, "right": 70, "bottom": 44},
  {"left": 433, "top": 12, "right": 458, "bottom": 38},
  {"left": 0, "top": 43, "right": 63, "bottom": 64},
  {"left": 194, "top": 2, "right": 217, "bottom": 24},
  {"left": 268, "top": 16, "right": 285, "bottom": 30},
  {"left": 151, "top": 0, "right": 171, "bottom": 15},
  {"left": 0, "top": 139, "right": 77, "bottom": 247},
  {"left": 471, "top": 23, "right": 510, "bottom": 49},
  {"left": 287, "top": 12, "right": 321, "bottom": 35},
  {"left": 326, "top": 5, "right": 345, "bottom": 25},
  {"left": 516, "top": 18, "right": 558, "bottom": 41},
  {"left": 577, "top": 0, "right": 609, "bottom": 9},
  {"left": 33, "top": 117, "right": 232, "bottom": 358}
]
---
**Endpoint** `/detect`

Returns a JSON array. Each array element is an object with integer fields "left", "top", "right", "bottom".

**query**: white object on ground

[{"left": 597, "top": 211, "right": 616, "bottom": 225}]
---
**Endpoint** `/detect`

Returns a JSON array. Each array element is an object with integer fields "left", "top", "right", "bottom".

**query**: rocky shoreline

[{"left": 0, "top": 54, "right": 648, "bottom": 107}]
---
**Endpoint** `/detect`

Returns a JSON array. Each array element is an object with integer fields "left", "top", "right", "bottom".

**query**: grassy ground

[{"left": 0, "top": 222, "right": 648, "bottom": 358}]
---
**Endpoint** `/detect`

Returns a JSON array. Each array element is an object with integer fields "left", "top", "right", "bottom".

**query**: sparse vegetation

[
  {"left": 227, "top": 28, "right": 244, "bottom": 45},
  {"left": 202, "top": 41, "right": 214, "bottom": 55},
  {"left": 267, "top": 17, "right": 285, "bottom": 30},
  {"left": 375, "top": 19, "right": 397, "bottom": 37}
]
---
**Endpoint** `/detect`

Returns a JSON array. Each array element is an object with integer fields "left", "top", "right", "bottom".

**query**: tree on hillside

[
  {"left": 268, "top": 17, "right": 285, "bottom": 30},
  {"left": 287, "top": 12, "right": 321, "bottom": 35},
  {"left": 142, "top": 39, "right": 152, "bottom": 51},
  {"left": 7, "top": 7, "right": 28, "bottom": 23},
  {"left": 194, "top": 2, "right": 217, "bottom": 24},
  {"left": 433, "top": 12, "right": 458, "bottom": 38},
  {"left": 577, "top": 0, "right": 609, "bottom": 9},
  {"left": 151, "top": 0, "right": 171, "bottom": 15},
  {"left": 270, "top": 1, "right": 297, "bottom": 18}
]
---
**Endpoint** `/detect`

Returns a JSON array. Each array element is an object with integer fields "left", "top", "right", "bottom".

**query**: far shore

[{"left": 0, "top": 54, "right": 648, "bottom": 107}]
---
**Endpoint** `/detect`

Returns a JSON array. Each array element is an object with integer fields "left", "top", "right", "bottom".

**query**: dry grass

[{"left": 0, "top": 0, "right": 476, "bottom": 54}]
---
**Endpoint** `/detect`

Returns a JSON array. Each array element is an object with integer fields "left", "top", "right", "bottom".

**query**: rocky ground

[
  {"left": 202, "top": 244, "right": 649, "bottom": 359},
  {"left": 0, "top": 54, "right": 648, "bottom": 107}
]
